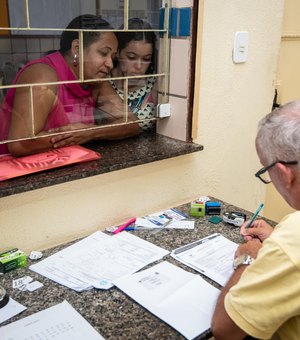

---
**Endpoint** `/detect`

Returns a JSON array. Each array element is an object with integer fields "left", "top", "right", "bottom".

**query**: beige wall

[
  {"left": 194, "top": 0, "right": 284, "bottom": 214},
  {"left": 0, "top": 0, "right": 284, "bottom": 253},
  {"left": 264, "top": 0, "right": 300, "bottom": 222}
]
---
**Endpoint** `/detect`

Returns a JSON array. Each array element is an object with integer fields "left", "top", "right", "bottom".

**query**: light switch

[{"left": 233, "top": 31, "right": 249, "bottom": 63}]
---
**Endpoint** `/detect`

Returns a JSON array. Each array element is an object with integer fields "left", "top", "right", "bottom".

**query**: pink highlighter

[{"left": 113, "top": 218, "right": 137, "bottom": 234}]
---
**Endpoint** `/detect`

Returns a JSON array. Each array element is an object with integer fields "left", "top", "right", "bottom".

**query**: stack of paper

[
  {"left": 114, "top": 261, "right": 220, "bottom": 340},
  {"left": 30, "top": 231, "right": 169, "bottom": 291},
  {"left": 135, "top": 208, "right": 194, "bottom": 230}
]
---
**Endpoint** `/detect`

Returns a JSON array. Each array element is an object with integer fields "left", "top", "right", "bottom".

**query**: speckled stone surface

[
  {"left": 0, "top": 199, "right": 275, "bottom": 339},
  {"left": 0, "top": 133, "right": 203, "bottom": 198}
]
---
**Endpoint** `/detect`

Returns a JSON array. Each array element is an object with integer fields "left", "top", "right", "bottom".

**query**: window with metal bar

[{"left": 0, "top": 0, "right": 170, "bottom": 156}]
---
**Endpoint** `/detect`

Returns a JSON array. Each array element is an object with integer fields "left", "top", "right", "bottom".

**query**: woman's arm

[
  {"left": 7, "top": 63, "right": 58, "bottom": 156},
  {"left": 49, "top": 81, "right": 140, "bottom": 148},
  {"left": 48, "top": 120, "right": 140, "bottom": 149},
  {"left": 7, "top": 69, "right": 140, "bottom": 155}
]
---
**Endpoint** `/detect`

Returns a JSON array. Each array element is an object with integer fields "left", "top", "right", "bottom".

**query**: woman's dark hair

[
  {"left": 116, "top": 18, "right": 157, "bottom": 74},
  {"left": 60, "top": 14, "right": 112, "bottom": 55}
]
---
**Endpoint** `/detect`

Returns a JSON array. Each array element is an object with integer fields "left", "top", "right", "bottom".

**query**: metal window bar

[{"left": 0, "top": 0, "right": 171, "bottom": 147}]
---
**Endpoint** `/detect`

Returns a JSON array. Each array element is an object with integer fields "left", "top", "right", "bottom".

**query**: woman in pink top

[{"left": 0, "top": 15, "right": 139, "bottom": 156}]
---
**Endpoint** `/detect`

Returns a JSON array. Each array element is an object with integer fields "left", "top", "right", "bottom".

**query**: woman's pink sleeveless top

[{"left": 0, "top": 52, "right": 95, "bottom": 154}]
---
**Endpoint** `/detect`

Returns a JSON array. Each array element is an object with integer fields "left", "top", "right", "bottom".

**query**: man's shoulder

[
  {"left": 276, "top": 211, "right": 300, "bottom": 230},
  {"left": 269, "top": 211, "right": 300, "bottom": 260}
]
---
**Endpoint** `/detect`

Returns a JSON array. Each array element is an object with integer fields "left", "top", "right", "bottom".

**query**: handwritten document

[
  {"left": 171, "top": 233, "right": 238, "bottom": 286},
  {"left": 30, "top": 231, "right": 169, "bottom": 291},
  {"left": 0, "top": 300, "right": 104, "bottom": 340},
  {"left": 114, "top": 261, "right": 219, "bottom": 340}
]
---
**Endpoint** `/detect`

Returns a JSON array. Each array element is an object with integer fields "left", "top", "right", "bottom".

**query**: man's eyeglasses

[{"left": 255, "top": 160, "right": 298, "bottom": 184}]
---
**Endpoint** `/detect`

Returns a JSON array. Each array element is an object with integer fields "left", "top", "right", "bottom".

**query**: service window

[{"left": 0, "top": 0, "right": 171, "bottom": 155}]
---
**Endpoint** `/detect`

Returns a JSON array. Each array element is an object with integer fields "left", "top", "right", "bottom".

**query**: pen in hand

[{"left": 246, "top": 203, "right": 264, "bottom": 229}]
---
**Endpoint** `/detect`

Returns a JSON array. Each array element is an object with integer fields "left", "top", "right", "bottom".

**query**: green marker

[{"left": 246, "top": 203, "right": 264, "bottom": 229}]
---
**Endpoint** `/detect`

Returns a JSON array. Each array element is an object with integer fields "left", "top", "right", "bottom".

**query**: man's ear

[{"left": 276, "top": 162, "right": 295, "bottom": 188}]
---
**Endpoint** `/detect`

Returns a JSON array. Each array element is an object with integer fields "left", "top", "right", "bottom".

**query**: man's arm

[
  {"left": 211, "top": 266, "right": 248, "bottom": 340},
  {"left": 211, "top": 239, "right": 263, "bottom": 339}
]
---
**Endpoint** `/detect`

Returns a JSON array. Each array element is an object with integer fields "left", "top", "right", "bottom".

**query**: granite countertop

[
  {"left": 0, "top": 133, "right": 203, "bottom": 198},
  {"left": 0, "top": 199, "right": 274, "bottom": 339}
]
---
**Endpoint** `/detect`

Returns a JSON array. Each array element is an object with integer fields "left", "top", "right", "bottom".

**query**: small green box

[
  {"left": 0, "top": 248, "right": 27, "bottom": 273},
  {"left": 189, "top": 201, "right": 205, "bottom": 217}
]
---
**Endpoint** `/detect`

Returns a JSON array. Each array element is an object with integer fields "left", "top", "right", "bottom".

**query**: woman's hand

[
  {"left": 49, "top": 123, "right": 94, "bottom": 148},
  {"left": 240, "top": 219, "right": 273, "bottom": 242},
  {"left": 49, "top": 119, "right": 140, "bottom": 149}
]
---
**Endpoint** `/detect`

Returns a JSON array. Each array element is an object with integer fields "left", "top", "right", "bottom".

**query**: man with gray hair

[{"left": 211, "top": 100, "right": 300, "bottom": 339}]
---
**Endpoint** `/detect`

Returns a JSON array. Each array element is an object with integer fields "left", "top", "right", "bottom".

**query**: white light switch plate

[
  {"left": 233, "top": 31, "right": 249, "bottom": 63},
  {"left": 158, "top": 103, "right": 171, "bottom": 118}
]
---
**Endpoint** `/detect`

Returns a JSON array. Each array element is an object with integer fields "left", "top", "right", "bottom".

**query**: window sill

[{"left": 0, "top": 133, "right": 203, "bottom": 198}]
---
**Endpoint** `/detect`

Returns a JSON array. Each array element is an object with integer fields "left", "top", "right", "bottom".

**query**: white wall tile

[
  {"left": 12, "top": 54, "right": 27, "bottom": 68},
  {"left": 40, "top": 38, "right": 54, "bottom": 54},
  {"left": 169, "top": 38, "right": 190, "bottom": 97},
  {"left": 0, "top": 39, "right": 12, "bottom": 53},
  {"left": 27, "top": 53, "right": 40, "bottom": 61},
  {"left": 26, "top": 38, "right": 41, "bottom": 53},
  {"left": 157, "top": 95, "right": 188, "bottom": 141},
  {"left": 0, "top": 55, "right": 13, "bottom": 67},
  {"left": 11, "top": 38, "right": 26, "bottom": 53},
  {"left": 172, "top": 0, "right": 193, "bottom": 8},
  {"left": 53, "top": 38, "right": 60, "bottom": 50}
]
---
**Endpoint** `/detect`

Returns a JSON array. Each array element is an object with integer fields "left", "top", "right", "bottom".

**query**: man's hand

[
  {"left": 235, "top": 239, "right": 262, "bottom": 259},
  {"left": 240, "top": 219, "right": 273, "bottom": 242}
]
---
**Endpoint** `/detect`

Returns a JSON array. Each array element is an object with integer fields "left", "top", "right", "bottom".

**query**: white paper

[
  {"left": 114, "top": 261, "right": 219, "bottom": 340},
  {"left": 135, "top": 219, "right": 194, "bottom": 229},
  {"left": 30, "top": 231, "right": 169, "bottom": 291},
  {"left": 171, "top": 233, "right": 238, "bottom": 286},
  {"left": 0, "top": 298, "right": 27, "bottom": 324},
  {"left": 135, "top": 208, "right": 192, "bottom": 229},
  {"left": 12, "top": 276, "right": 33, "bottom": 290},
  {"left": 25, "top": 281, "right": 43, "bottom": 292},
  {"left": 0, "top": 300, "right": 104, "bottom": 339}
]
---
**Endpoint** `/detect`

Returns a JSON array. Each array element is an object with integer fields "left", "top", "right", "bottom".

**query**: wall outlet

[{"left": 158, "top": 103, "right": 171, "bottom": 118}]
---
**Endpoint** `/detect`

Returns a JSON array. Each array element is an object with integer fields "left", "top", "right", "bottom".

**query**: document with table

[
  {"left": 171, "top": 233, "right": 238, "bottom": 286},
  {"left": 114, "top": 261, "right": 220, "bottom": 340},
  {"left": 29, "top": 231, "right": 169, "bottom": 291},
  {"left": 0, "top": 300, "right": 104, "bottom": 340}
]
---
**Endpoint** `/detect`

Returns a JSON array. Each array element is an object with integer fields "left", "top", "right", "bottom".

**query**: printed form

[
  {"left": 114, "top": 261, "right": 220, "bottom": 340},
  {"left": 171, "top": 233, "right": 238, "bottom": 286},
  {"left": 30, "top": 231, "right": 169, "bottom": 291},
  {"left": 0, "top": 300, "right": 104, "bottom": 340}
]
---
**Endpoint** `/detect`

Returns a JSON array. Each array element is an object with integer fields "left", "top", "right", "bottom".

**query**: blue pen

[{"left": 246, "top": 203, "right": 264, "bottom": 228}]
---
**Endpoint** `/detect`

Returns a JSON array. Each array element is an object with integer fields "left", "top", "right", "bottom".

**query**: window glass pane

[
  {"left": 95, "top": 79, "right": 128, "bottom": 125},
  {"left": 129, "top": 0, "right": 162, "bottom": 30},
  {"left": 0, "top": 0, "right": 169, "bottom": 155},
  {"left": 8, "top": 0, "right": 98, "bottom": 35},
  {"left": 97, "top": 0, "right": 124, "bottom": 29}
]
